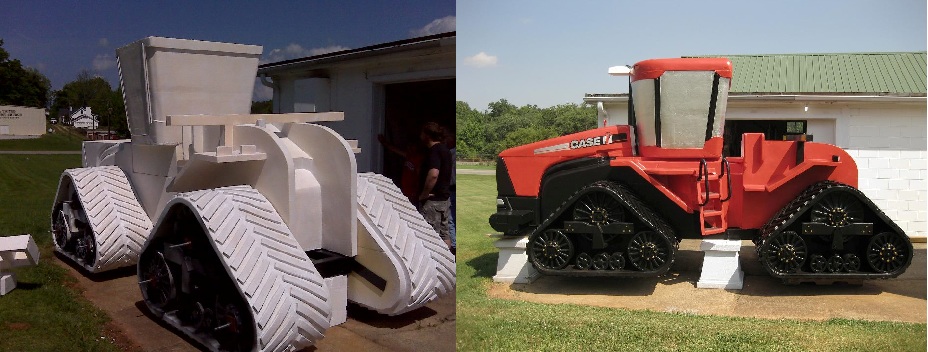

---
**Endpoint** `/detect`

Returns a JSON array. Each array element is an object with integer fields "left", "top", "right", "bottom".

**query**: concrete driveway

[
  {"left": 54, "top": 254, "right": 455, "bottom": 351},
  {"left": 490, "top": 239, "right": 926, "bottom": 323}
]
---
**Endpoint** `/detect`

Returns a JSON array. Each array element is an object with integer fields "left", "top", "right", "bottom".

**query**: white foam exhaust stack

[{"left": 50, "top": 37, "right": 455, "bottom": 351}]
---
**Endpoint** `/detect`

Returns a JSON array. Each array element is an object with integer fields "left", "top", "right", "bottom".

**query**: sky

[
  {"left": 0, "top": 1, "right": 455, "bottom": 101},
  {"left": 457, "top": 0, "right": 927, "bottom": 110}
]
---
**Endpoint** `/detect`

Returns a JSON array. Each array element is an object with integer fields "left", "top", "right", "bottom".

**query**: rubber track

[
  {"left": 171, "top": 186, "right": 332, "bottom": 351},
  {"left": 55, "top": 166, "right": 152, "bottom": 272},
  {"left": 531, "top": 180, "right": 677, "bottom": 248},
  {"left": 756, "top": 181, "right": 911, "bottom": 278},
  {"left": 356, "top": 173, "right": 455, "bottom": 314}
]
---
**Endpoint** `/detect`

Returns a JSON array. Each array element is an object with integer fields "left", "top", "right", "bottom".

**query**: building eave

[
  {"left": 257, "top": 32, "right": 455, "bottom": 76},
  {"left": 583, "top": 93, "right": 927, "bottom": 104}
]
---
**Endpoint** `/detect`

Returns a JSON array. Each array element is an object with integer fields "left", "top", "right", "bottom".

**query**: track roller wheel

[
  {"left": 609, "top": 252, "right": 625, "bottom": 270},
  {"left": 843, "top": 254, "right": 860, "bottom": 272},
  {"left": 809, "top": 254, "right": 826, "bottom": 273},
  {"left": 867, "top": 232, "right": 908, "bottom": 273},
  {"left": 74, "top": 231, "right": 96, "bottom": 265},
  {"left": 530, "top": 229, "right": 574, "bottom": 270},
  {"left": 139, "top": 252, "right": 175, "bottom": 309},
  {"left": 575, "top": 253, "right": 592, "bottom": 270},
  {"left": 826, "top": 254, "right": 844, "bottom": 273},
  {"left": 763, "top": 231, "right": 807, "bottom": 274},
  {"left": 592, "top": 253, "right": 610, "bottom": 270},
  {"left": 627, "top": 231, "right": 671, "bottom": 271}
]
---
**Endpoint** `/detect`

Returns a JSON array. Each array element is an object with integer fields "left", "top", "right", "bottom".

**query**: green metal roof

[{"left": 687, "top": 52, "right": 926, "bottom": 95}]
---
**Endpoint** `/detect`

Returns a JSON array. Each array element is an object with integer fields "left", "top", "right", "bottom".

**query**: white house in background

[
  {"left": 70, "top": 107, "right": 99, "bottom": 129},
  {"left": 585, "top": 52, "right": 927, "bottom": 239},
  {"left": 256, "top": 32, "right": 455, "bottom": 182}
]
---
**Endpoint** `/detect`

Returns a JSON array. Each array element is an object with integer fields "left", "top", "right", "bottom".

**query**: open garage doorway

[{"left": 380, "top": 79, "right": 455, "bottom": 194}]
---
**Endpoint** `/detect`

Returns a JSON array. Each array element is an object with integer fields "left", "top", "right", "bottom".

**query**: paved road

[
  {"left": 0, "top": 150, "right": 81, "bottom": 154},
  {"left": 491, "top": 239, "right": 926, "bottom": 323},
  {"left": 457, "top": 169, "right": 494, "bottom": 175}
]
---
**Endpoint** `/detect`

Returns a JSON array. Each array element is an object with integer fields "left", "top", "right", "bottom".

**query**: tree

[
  {"left": 251, "top": 100, "right": 272, "bottom": 114},
  {"left": 0, "top": 39, "right": 51, "bottom": 108},
  {"left": 456, "top": 100, "right": 598, "bottom": 160}
]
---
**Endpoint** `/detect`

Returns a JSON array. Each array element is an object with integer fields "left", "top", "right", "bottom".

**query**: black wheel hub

[
  {"left": 867, "top": 232, "right": 907, "bottom": 273},
  {"left": 627, "top": 231, "right": 670, "bottom": 271},
  {"left": 763, "top": 231, "right": 807, "bottom": 274},
  {"left": 530, "top": 230, "right": 574, "bottom": 270}
]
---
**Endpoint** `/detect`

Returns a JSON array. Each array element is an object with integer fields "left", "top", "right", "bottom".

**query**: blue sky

[
  {"left": 0, "top": 1, "right": 454, "bottom": 101},
  {"left": 457, "top": 0, "right": 927, "bottom": 110}
]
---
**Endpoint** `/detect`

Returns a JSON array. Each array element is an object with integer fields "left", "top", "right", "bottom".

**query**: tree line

[{"left": 456, "top": 99, "right": 597, "bottom": 161}]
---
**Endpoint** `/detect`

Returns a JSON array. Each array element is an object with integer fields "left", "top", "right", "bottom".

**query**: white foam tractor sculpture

[
  {"left": 50, "top": 37, "right": 455, "bottom": 351},
  {"left": 0, "top": 234, "right": 40, "bottom": 295}
]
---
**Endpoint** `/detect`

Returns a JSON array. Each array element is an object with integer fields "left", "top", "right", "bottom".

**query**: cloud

[
  {"left": 463, "top": 52, "right": 498, "bottom": 68},
  {"left": 261, "top": 43, "right": 350, "bottom": 64},
  {"left": 253, "top": 79, "right": 273, "bottom": 101},
  {"left": 98, "top": 38, "right": 109, "bottom": 47},
  {"left": 92, "top": 54, "right": 116, "bottom": 71},
  {"left": 410, "top": 15, "right": 455, "bottom": 37}
]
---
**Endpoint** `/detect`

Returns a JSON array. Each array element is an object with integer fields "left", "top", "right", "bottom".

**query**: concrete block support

[
  {"left": 0, "top": 273, "right": 15, "bottom": 295},
  {"left": 0, "top": 234, "right": 40, "bottom": 296},
  {"left": 696, "top": 238, "right": 744, "bottom": 290},
  {"left": 326, "top": 275, "right": 348, "bottom": 326},
  {"left": 493, "top": 235, "right": 539, "bottom": 284}
]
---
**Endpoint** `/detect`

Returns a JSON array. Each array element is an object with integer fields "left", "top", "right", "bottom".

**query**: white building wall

[
  {"left": 0, "top": 105, "right": 45, "bottom": 136},
  {"left": 842, "top": 105, "right": 927, "bottom": 238}
]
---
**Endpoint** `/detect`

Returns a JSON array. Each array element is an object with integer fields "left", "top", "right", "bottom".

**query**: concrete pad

[
  {"left": 53, "top": 253, "right": 455, "bottom": 351},
  {"left": 489, "top": 239, "right": 926, "bottom": 323}
]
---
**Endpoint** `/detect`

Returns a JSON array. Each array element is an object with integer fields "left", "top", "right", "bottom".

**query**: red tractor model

[{"left": 490, "top": 58, "right": 913, "bottom": 282}]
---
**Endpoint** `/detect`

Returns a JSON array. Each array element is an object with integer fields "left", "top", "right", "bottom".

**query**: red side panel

[
  {"left": 631, "top": 58, "right": 733, "bottom": 82},
  {"left": 729, "top": 133, "right": 858, "bottom": 229},
  {"left": 501, "top": 126, "right": 632, "bottom": 197}
]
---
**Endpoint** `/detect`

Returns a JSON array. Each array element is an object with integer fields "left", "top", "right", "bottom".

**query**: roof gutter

[{"left": 583, "top": 94, "right": 926, "bottom": 104}]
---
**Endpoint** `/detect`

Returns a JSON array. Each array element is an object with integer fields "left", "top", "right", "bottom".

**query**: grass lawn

[
  {"left": 455, "top": 173, "right": 927, "bottom": 351},
  {"left": 0, "top": 125, "right": 85, "bottom": 151},
  {"left": 0, "top": 155, "right": 121, "bottom": 351}
]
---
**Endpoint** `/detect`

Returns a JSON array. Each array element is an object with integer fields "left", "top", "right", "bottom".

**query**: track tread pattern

[
  {"left": 57, "top": 166, "right": 152, "bottom": 272},
  {"left": 756, "top": 180, "right": 912, "bottom": 279},
  {"left": 529, "top": 180, "right": 678, "bottom": 277},
  {"left": 356, "top": 173, "right": 455, "bottom": 314},
  {"left": 176, "top": 186, "right": 331, "bottom": 351}
]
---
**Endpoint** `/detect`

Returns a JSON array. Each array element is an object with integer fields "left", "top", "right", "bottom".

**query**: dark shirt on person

[{"left": 422, "top": 143, "right": 452, "bottom": 201}]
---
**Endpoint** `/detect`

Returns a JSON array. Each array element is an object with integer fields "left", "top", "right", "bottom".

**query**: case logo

[{"left": 570, "top": 133, "right": 613, "bottom": 149}]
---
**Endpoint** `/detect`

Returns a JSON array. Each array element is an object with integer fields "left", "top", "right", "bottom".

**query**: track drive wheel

[
  {"left": 763, "top": 231, "right": 807, "bottom": 274},
  {"left": 626, "top": 231, "right": 671, "bottom": 271},
  {"left": 52, "top": 208, "right": 68, "bottom": 249},
  {"left": 575, "top": 253, "right": 591, "bottom": 270},
  {"left": 530, "top": 229, "right": 574, "bottom": 270},
  {"left": 867, "top": 232, "right": 908, "bottom": 273},
  {"left": 573, "top": 191, "right": 625, "bottom": 225},
  {"left": 843, "top": 254, "right": 861, "bottom": 272},
  {"left": 809, "top": 254, "right": 826, "bottom": 273},
  {"left": 592, "top": 253, "right": 610, "bottom": 270}
]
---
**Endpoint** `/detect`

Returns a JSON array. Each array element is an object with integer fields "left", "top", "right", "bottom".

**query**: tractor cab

[{"left": 610, "top": 58, "right": 732, "bottom": 159}]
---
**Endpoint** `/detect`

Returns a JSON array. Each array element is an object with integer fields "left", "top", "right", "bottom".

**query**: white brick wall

[{"left": 845, "top": 105, "right": 927, "bottom": 238}]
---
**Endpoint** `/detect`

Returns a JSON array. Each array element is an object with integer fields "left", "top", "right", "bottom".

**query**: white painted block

[
  {"left": 0, "top": 273, "right": 14, "bottom": 296},
  {"left": 868, "top": 158, "right": 890, "bottom": 169},
  {"left": 325, "top": 275, "right": 348, "bottom": 326},
  {"left": 697, "top": 239, "right": 743, "bottom": 290},
  {"left": 890, "top": 158, "right": 910, "bottom": 169},
  {"left": 493, "top": 235, "right": 539, "bottom": 284}
]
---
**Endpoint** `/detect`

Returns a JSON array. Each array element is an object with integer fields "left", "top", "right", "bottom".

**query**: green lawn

[
  {"left": 0, "top": 155, "right": 120, "bottom": 351},
  {"left": 0, "top": 125, "right": 85, "bottom": 151},
  {"left": 455, "top": 173, "right": 927, "bottom": 351}
]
